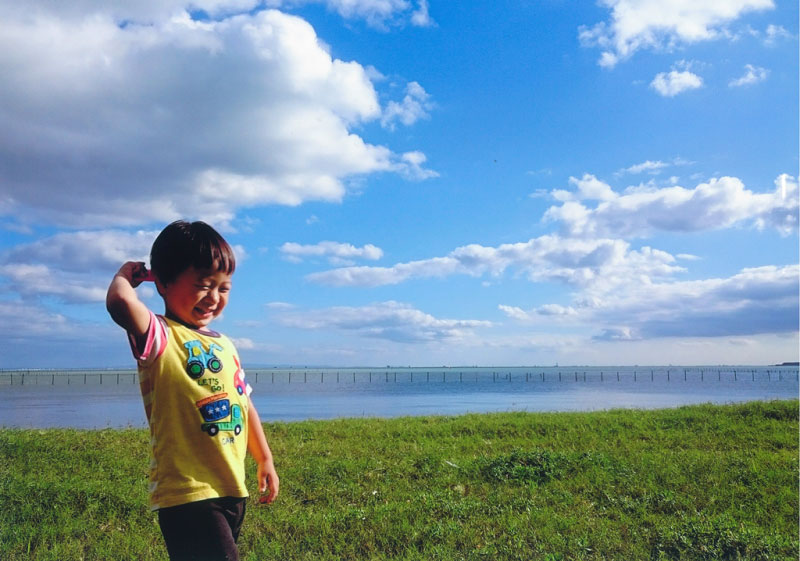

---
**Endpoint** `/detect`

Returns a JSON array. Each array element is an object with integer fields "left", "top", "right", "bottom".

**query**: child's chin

[{"left": 193, "top": 311, "right": 216, "bottom": 324}]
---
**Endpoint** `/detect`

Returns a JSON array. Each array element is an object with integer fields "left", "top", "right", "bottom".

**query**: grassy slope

[{"left": 1, "top": 400, "right": 797, "bottom": 560}]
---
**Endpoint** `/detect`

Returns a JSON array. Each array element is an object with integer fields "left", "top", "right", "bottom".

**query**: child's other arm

[
  {"left": 247, "top": 397, "right": 279, "bottom": 504},
  {"left": 106, "top": 261, "right": 152, "bottom": 341}
]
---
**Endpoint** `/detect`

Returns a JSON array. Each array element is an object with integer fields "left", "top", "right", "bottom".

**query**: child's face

[{"left": 160, "top": 266, "right": 232, "bottom": 329}]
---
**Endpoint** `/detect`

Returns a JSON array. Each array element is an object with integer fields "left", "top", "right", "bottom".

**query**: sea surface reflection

[{"left": 1, "top": 366, "right": 797, "bottom": 429}]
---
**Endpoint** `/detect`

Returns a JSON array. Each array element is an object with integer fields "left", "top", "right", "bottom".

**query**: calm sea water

[{"left": 1, "top": 366, "right": 797, "bottom": 429}]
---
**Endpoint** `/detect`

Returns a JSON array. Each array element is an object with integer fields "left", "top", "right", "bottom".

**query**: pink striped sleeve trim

[{"left": 128, "top": 311, "right": 167, "bottom": 365}]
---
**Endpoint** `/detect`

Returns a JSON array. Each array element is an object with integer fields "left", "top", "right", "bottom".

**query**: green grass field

[{"left": 2, "top": 400, "right": 797, "bottom": 560}]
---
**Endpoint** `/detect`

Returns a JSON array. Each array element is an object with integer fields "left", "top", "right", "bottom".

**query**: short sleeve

[{"left": 128, "top": 311, "right": 167, "bottom": 367}]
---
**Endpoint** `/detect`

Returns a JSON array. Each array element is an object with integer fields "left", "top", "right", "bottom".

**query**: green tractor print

[{"left": 184, "top": 340, "right": 224, "bottom": 379}]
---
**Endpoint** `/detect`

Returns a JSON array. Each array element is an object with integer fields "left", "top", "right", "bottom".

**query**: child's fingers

[
  {"left": 268, "top": 473, "right": 279, "bottom": 501},
  {"left": 257, "top": 466, "right": 268, "bottom": 499},
  {"left": 260, "top": 486, "right": 277, "bottom": 504},
  {"left": 258, "top": 469, "right": 279, "bottom": 504},
  {"left": 131, "top": 263, "right": 154, "bottom": 283}
]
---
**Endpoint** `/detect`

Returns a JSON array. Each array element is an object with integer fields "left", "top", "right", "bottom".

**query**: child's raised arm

[{"left": 106, "top": 261, "right": 153, "bottom": 341}]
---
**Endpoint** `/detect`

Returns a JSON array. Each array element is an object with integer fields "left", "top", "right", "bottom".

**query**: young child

[{"left": 106, "top": 220, "right": 279, "bottom": 561}]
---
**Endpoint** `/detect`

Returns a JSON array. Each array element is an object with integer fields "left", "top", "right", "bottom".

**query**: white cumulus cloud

[
  {"left": 544, "top": 174, "right": 798, "bottom": 238},
  {"left": 500, "top": 264, "right": 799, "bottom": 340},
  {"left": 0, "top": 4, "right": 435, "bottom": 229},
  {"left": 590, "top": 264, "right": 799, "bottom": 339},
  {"left": 579, "top": 0, "right": 774, "bottom": 67},
  {"left": 650, "top": 69, "right": 703, "bottom": 97},
  {"left": 307, "top": 234, "right": 685, "bottom": 294}
]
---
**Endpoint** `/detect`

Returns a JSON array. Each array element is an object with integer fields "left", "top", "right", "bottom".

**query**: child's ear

[{"left": 154, "top": 277, "right": 166, "bottom": 297}]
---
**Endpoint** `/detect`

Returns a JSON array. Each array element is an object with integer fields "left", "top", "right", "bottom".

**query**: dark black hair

[{"left": 150, "top": 220, "right": 236, "bottom": 285}]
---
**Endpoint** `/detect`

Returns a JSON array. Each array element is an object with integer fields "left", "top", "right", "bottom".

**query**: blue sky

[{"left": 0, "top": 0, "right": 797, "bottom": 368}]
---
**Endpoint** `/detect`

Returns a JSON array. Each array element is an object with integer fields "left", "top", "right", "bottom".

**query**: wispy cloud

[
  {"left": 410, "top": 0, "right": 434, "bottom": 27},
  {"left": 395, "top": 151, "right": 439, "bottom": 180},
  {"left": 764, "top": 24, "right": 792, "bottom": 45},
  {"left": 381, "top": 81, "right": 434, "bottom": 130},
  {"left": 8, "top": 1, "right": 425, "bottom": 27},
  {"left": 615, "top": 157, "right": 692, "bottom": 177},
  {"left": 498, "top": 303, "right": 579, "bottom": 320},
  {"left": 264, "top": 0, "right": 432, "bottom": 29},
  {"left": 2, "top": 230, "right": 156, "bottom": 272},
  {"left": 617, "top": 160, "right": 669, "bottom": 175},
  {"left": 280, "top": 240, "right": 383, "bottom": 265},
  {"left": 0, "top": 229, "right": 158, "bottom": 303},
  {"left": 275, "top": 301, "right": 491, "bottom": 343},
  {"left": 0, "top": 300, "right": 70, "bottom": 339},
  {"left": 0, "top": 264, "right": 108, "bottom": 304},
  {"left": 729, "top": 64, "right": 769, "bottom": 87}
]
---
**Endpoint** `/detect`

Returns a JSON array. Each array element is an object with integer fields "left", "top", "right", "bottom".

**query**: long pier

[{"left": 1, "top": 367, "right": 797, "bottom": 386}]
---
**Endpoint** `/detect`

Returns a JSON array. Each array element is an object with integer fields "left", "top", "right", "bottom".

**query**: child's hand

[
  {"left": 117, "top": 261, "right": 151, "bottom": 287},
  {"left": 257, "top": 460, "right": 279, "bottom": 504},
  {"left": 107, "top": 261, "right": 154, "bottom": 336}
]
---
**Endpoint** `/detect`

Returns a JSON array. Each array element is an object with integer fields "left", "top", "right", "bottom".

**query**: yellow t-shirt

[{"left": 131, "top": 313, "right": 251, "bottom": 510}]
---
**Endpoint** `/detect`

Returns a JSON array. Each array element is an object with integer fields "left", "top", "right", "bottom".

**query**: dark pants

[{"left": 157, "top": 497, "right": 246, "bottom": 561}]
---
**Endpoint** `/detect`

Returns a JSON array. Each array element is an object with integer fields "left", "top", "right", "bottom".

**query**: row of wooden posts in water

[{"left": 1, "top": 368, "right": 797, "bottom": 386}]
